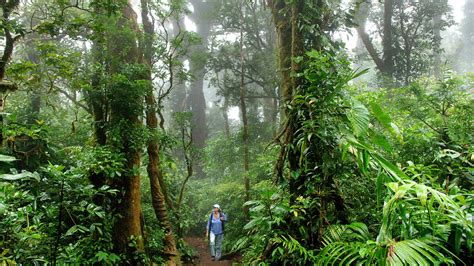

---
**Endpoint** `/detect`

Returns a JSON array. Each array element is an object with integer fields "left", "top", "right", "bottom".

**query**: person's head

[{"left": 213, "top": 204, "right": 220, "bottom": 212}]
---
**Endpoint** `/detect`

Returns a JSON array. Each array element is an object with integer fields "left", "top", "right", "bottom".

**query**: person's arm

[{"left": 220, "top": 213, "right": 227, "bottom": 222}]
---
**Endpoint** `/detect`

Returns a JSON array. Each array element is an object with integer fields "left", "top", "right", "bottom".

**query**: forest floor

[{"left": 185, "top": 237, "right": 240, "bottom": 265}]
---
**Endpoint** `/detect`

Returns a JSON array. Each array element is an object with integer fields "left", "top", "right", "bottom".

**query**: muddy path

[{"left": 184, "top": 236, "right": 239, "bottom": 265}]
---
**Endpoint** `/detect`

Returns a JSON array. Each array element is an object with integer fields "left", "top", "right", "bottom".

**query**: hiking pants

[{"left": 209, "top": 232, "right": 224, "bottom": 259}]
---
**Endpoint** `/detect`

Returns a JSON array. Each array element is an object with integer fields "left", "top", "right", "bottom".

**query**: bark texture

[
  {"left": 140, "top": 0, "right": 180, "bottom": 264},
  {"left": 109, "top": 1, "right": 144, "bottom": 258}
]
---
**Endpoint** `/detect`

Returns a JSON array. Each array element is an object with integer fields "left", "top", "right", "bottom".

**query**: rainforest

[{"left": 0, "top": 0, "right": 472, "bottom": 265}]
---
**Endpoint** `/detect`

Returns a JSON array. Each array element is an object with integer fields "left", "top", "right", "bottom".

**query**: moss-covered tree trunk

[
  {"left": 140, "top": 0, "right": 180, "bottom": 264},
  {"left": 107, "top": 1, "right": 144, "bottom": 258},
  {"left": 89, "top": 41, "right": 108, "bottom": 146},
  {"left": 269, "top": 0, "right": 293, "bottom": 179},
  {"left": 269, "top": 0, "right": 348, "bottom": 255}
]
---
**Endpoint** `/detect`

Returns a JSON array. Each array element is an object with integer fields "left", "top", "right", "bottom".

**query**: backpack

[{"left": 208, "top": 212, "right": 225, "bottom": 233}]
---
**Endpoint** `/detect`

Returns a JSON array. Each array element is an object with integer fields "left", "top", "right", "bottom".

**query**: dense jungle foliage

[{"left": 0, "top": 0, "right": 472, "bottom": 265}]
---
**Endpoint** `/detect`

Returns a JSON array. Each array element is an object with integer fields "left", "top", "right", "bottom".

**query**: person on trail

[{"left": 206, "top": 204, "right": 227, "bottom": 261}]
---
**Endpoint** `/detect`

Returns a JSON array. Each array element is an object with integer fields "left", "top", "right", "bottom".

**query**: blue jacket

[{"left": 206, "top": 212, "right": 227, "bottom": 235}]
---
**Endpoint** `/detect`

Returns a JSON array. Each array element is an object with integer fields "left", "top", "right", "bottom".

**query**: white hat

[{"left": 213, "top": 204, "right": 220, "bottom": 209}]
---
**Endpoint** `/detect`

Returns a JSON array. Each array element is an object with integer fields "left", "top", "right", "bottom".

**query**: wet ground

[{"left": 184, "top": 237, "right": 238, "bottom": 266}]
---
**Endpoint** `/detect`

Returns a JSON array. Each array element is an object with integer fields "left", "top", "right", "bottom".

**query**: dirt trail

[{"left": 185, "top": 236, "right": 236, "bottom": 266}]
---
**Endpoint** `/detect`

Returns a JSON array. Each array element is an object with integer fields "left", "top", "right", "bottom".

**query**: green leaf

[
  {"left": 347, "top": 99, "right": 370, "bottom": 137},
  {"left": 371, "top": 153, "right": 409, "bottom": 181},
  {"left": 388, "top": 239, "right": 449, "bottom": 266},
  {"left": 65, "top": 225, "right": 78, "bottom": 236},
  {"left": 0, "top": 154, "right": 17, "bottom": 162},
  {"left": 96, "top": 251, "right": 109, "bottom": 261},
  {"left": 370, "top": 102, "right": 391, "bottom": 128},
  {"left": 0, "top": 202, "right": 6, "bottom": 215},
  {"left": 0, "top": 172, "right": 37, "bottom": 181},
  {"left": 370, "top": 102, "right": 402, "bottom": 141},
  {"left": 415, "top": 184, "right": 428, "bottom": 206},
  {"left": 371, "top": 132, "right": 393, "bottom": 153}
]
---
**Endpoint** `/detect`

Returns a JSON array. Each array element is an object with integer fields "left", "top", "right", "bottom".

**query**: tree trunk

[
  {"left": 0, "top": 0, "right": 20, "bottom": 81},
  {"left": 269, "top": 0, "right": 292, "bottom": 180},
  {"left": 223, "top": 98, "right": 230, "bottom": 139},
  {"left": 239, "top": 2, "right": 250, "bottom": 220},
  {"left": 145, "top": 92, "right": 180, "bottom": 265},
  {"left": 90, "top": 42, "right": 108, "bottom": 146},
  {"left": 27, "top": 93, "right": 41, "bottom": 125},
  {"left": 108, "top": 1, "right": 144, "bottom": 258},
  {"left": 432, "top": 0, "right": 444, "bottom": 78},
  {"left": 354, "top": 0, "right": 394, "bottom": 87},
  {"left": 26, "top": 45, "right": 41, "bottom": 126},
  {"left": 382, "top": 0, "right": 394, "bottom": 80},
  {"left": 189, "top": 0, "right": 214, "bottom": 178},
  {"left": 170, "top": 16, "right": 188, "bottom": 115},
  {"left": 140, "top": 0, "right": 180, "bottom": 264},
  {"left": 0, "top": 1, "right": 21, "bottom": 146},
  {"left": 269, "top": 0, "right": 349, "bottom": 256}
]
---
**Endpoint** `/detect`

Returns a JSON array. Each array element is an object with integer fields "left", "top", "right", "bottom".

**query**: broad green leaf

[
  {"left": 388, "top": 239, "right": 450, "bottom": 266},
  {"left": 0, "top": 154, "right": 17, "bottom": 162},
  {"left": 96, "top": 251, "right": 109, "bottom": 261},
  {"left": 371, "top": 132, "right": 393, "bottom": 153},
  {"left": 348, "top": 99, "right": 370, "bottom": 137},
  {"left": 386, "top": 182, "right": 399, "bottom": 192},
  {"left": 0, "top": 172, "right": 37, "bottom": 181},
  {"left": 371, "top": 153, "right": 409, "bottom": 181},
  {"left": 370, "top": 102, "right": 402, "bottom": 141},
  {"left": 65, "top": 225, "right": 78, "bottom": 236},
  {"left": 370, "top": 102, "right": 391, "bottom": 129}
]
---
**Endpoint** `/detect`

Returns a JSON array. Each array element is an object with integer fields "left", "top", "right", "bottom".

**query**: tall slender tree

[
  {"left": 140, "top": 0, "right": 180, "bottom": 264},
  {"left": 238, "top": 1, "right": 250, "bottom": 219},
  {"left": 188, "top": 0, "right": 215, "bottom": 178}
]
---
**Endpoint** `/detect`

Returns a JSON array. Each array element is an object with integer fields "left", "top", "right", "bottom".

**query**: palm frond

[
  {"left": 377, "top": 181, "right": 472, "bottom": 244},
  {"left": 387, "top": 238, "right": 456, "bottom": 266},
  {"left": 317, "top": 241, "right": 380, "bottom": 265},
  {"left": 322, "top": 222, "right": 371, "bottom": 246},
  {"left": 347, "top": 98, "right": 370, "bottom": 137}
]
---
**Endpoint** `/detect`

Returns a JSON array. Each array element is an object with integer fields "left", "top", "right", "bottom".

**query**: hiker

[{"left": 206, "top": 204, "right": 227, "bottom": 261}]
